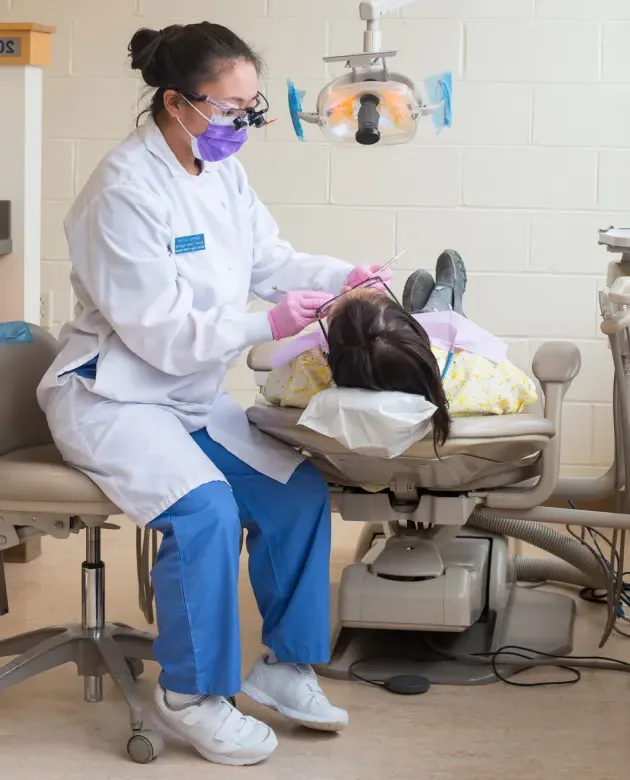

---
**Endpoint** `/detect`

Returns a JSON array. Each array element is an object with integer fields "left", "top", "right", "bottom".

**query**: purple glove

[
  {"left": 268, "top": 291, "right": 334, "bottom": 341},
  {"left": 346, "top": 264, "right": 393, "bottom": 292}
]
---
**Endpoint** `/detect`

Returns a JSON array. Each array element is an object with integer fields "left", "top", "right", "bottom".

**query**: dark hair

[
  {"left": 326, "top": 294, "right": 452, "bottom": 450},
  {"left": 129, "top": 22, "right": 263, "bottom": 123}
]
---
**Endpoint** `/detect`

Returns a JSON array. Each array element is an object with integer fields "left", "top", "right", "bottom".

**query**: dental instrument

[
  {"left": 271, "top": 248, "right": 406, "bottom": 299},
  {"left": 287, "top": 1, "right": 452, "bottom": 146},
  {"left": 376, "top": 247, "right": 407, "bottom": 276}
]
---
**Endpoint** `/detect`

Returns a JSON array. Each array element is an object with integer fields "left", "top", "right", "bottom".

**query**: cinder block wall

[{"left": 1, "top": 0, "right": 625, "bottom": 476}]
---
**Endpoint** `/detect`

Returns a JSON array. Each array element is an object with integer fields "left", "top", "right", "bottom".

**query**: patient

[
  {"left": 326, "top": 288, "right": 452, "bottom": 448},
  {"left": 263, "top": 252, "right": 538, "bottom": 443}
]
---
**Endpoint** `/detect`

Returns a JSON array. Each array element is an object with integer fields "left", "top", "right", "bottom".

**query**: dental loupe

[{"left": 287, "top": 0, "right": 452, "bottom": 147}]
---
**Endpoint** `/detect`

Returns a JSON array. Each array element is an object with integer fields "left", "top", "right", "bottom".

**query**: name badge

[{"left": 174, "top": 233, "right": 206, "bottom": 255}]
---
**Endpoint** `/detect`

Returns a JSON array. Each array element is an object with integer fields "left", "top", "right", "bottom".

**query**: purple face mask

[
  {"left": 178, "top": 100, "right": 248, "bottom": 163},
  {"left": 191, "top": 120, "right": 248, "bottom": 163}
]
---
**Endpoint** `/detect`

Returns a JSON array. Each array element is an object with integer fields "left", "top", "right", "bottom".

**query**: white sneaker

[
  {"left": 153, "top": 686, "right": 278, "bottom": 766},
  {"left": 242, "top": 656, "right": 349, "bottom": 732}
]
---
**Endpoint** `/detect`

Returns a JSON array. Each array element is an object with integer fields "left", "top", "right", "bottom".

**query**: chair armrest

[
  {"left": 532, "top": 341, "right": 581, "bottom": 384},
  {"left": 247, "top": 343, "right": 278, "bottom": 372},
  {"left": 480, "top": 341, "right": 581, "bottom": 512}
]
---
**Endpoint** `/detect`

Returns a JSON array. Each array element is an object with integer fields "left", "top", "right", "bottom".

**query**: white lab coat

[{"left": 38, "top": 118, "right": 352, "bottom": 526}]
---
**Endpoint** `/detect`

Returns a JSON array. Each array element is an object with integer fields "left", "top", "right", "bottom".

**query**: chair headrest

[{"left": 298, "top": 387, "right": 437, "bottom": 459}]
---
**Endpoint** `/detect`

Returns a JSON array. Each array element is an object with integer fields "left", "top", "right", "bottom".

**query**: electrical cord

[
  {"left": 346, "top": 639, "right": 630, "bottom": 692},
  {"left": 485, "top": 647, "right": 580, "bottom": 688},
  {"left": 348, "top": 656, "right": 397, "bottom": 689},
  {"left": 420, "top": 637, "right": 630, "bottom": 688},
  {"left": 566, "top": 508, "right": 630, "bottom": 642}
]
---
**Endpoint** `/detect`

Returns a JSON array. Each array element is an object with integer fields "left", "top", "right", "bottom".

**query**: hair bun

[{"left": 128, "top": 27, "right": 165, "bottom": 88}]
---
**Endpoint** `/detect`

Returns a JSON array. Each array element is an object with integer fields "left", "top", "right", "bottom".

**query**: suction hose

[
  {"left": 515, "top": 558, "right": 594, "bottom": 589},
  {"left": 468, "top": 512, "right": 606, "bottom": 589}
]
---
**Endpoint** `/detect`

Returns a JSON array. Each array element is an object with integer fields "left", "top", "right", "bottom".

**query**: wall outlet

[{"left": 40, "top": 291, "right": 53, "bottom": 332}]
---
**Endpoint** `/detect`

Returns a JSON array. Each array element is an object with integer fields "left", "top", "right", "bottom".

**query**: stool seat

[{"left": 0, "top": 444, "right": 120, "bottom": 516}]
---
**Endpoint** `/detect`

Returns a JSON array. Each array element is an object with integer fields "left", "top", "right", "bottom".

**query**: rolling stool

[{"left": 0, "top": 323, "right": 162, "bottom": 763}]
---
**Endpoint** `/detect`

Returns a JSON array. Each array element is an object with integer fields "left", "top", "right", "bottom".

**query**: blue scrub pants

[{"left": 147, "top": 429, "right": 332, "bottom": 698}]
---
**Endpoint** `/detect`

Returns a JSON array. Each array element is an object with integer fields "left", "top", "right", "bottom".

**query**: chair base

[
  {"left": 0, "top": 622, "right": 155, "bottom": 725},
  {"left": 318, "top": 531, "right": 577, "bottom": 685},
  {"left": 0, "top": 525, "right": 163, "bottom": 763},
  {"left": 318, "top": 588, "right": 576, "bottom": 685}
]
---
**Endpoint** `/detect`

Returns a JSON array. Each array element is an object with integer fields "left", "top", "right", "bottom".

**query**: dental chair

[
  {"left": 246, "top": 243, "right": 630, "bottom": 684},
  {"left": 0, "top": 324, "right": 162, "bottom": 763}
]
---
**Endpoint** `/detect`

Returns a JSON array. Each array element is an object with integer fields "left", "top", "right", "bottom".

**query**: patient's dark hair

[{"left": 327, "top": 294, "right": 451, "bottom": 450}]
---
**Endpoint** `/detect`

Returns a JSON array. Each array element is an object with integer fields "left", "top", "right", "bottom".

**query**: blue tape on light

[
  {"left": 287, "top": 79, "right": 306, "bottom": 141},
  {"left": 424, "top": 71, "right": 453, "bottom": 133},
  {"left": 0, "top": 321, "right": 33, "bottom": 344}
]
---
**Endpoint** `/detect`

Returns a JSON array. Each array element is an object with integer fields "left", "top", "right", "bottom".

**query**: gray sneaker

[
  {"left": 402, "top": 269, "right": 435, "bottom": 313},
  {"left": 422, "top": 250, "right": 468, "bottom": 315}
]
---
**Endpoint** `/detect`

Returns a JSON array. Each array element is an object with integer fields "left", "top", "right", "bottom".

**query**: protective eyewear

[
  {"left": 314, "top": 248, "right": 406, "bottom": 332},
  {"left": 182, "top": 90, "right": 271, "bottom": 130}
]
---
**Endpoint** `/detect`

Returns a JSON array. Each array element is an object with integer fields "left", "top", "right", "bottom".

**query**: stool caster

[{"left": 127, "top": 730, "right": 165, "bottom": 764}]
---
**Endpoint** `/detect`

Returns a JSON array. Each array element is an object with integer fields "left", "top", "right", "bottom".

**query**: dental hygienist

[{"left": 37, "top": 22, "right": 392, "bottom": 767}]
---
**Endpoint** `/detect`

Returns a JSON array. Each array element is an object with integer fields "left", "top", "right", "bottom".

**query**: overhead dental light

[{"left": 287, "top": 0, "right": 452, "bottom": 147}]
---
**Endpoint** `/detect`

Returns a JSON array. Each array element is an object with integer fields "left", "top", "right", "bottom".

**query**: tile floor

[{"left": 1, "top": 519, "right": 629, "bottom": 780}]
